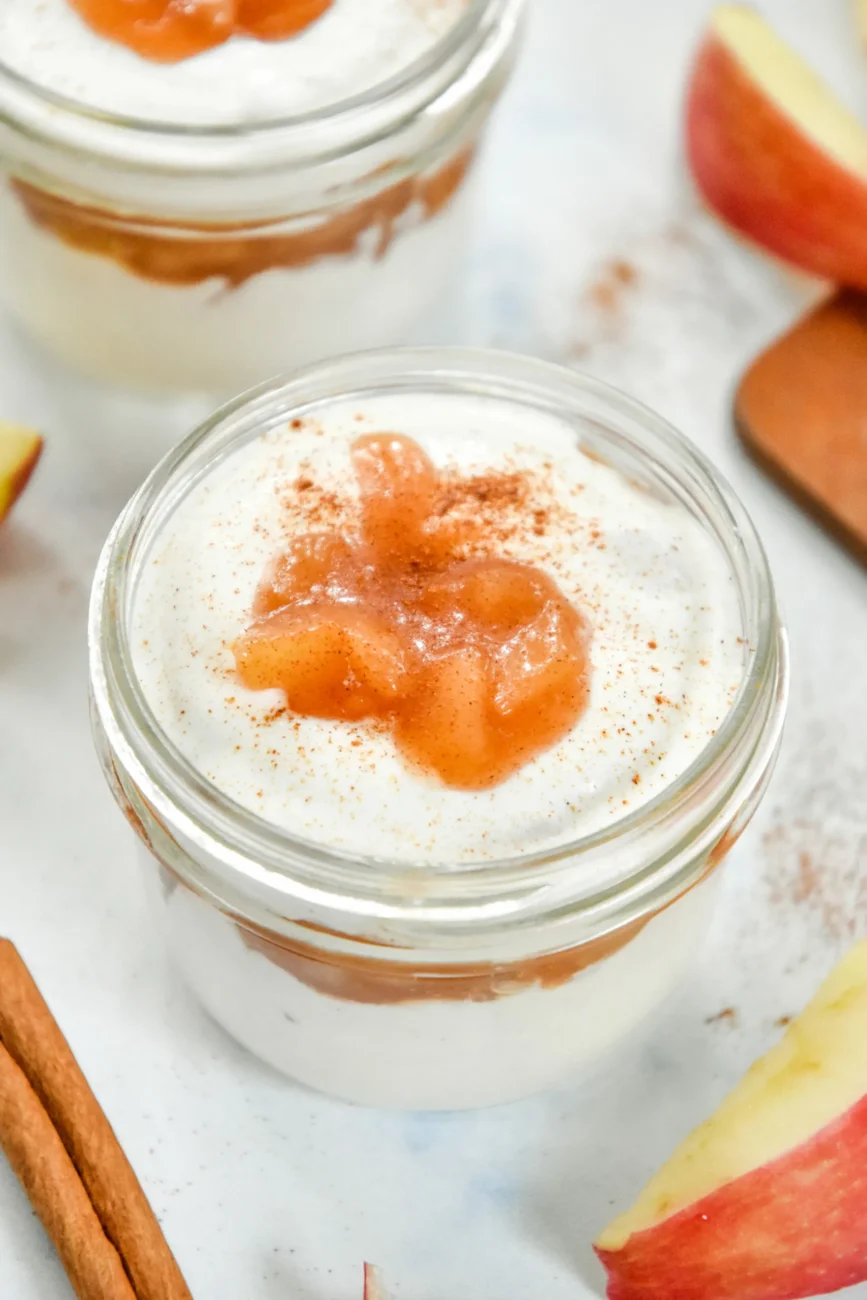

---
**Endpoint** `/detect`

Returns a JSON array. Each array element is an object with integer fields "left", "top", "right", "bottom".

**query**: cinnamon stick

[
  {"left": 0, "top": 940, "right": 192, "bottom": 1300},
  {"left": 0, "top": 1040, "right": 135, "bottom": 1299}
]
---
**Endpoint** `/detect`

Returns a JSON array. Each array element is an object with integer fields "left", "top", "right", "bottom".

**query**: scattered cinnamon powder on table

[
  {"left": 764, "top": 821, "right": 867, "bottom": 944},
  {"left": 588, "top": 258, "right": 640, "bottom": 313},
  {"left": 704, "top": 1007, "right": 737, "bottom": 1027}
]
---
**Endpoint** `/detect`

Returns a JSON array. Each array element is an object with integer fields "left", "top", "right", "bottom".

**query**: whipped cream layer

[
  {"left": 130, "top": 391, "right": 745, "bottom": 864},
  {"left": 0, "top": 0, "right": 467, "bottom": 125}
]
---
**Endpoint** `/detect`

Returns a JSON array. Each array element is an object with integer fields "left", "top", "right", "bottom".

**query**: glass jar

[
  {"left": 0, "top": 1, "right": 522, "bottom": 394},
  {"left": 88, "top": 348, "right": 788, "bottom": 1109}
]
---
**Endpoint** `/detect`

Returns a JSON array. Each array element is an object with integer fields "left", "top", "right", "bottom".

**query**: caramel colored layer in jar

[
  {"left": 239, "top": 914, "right": 654, "bottom": 1004},
  {"left": 141, "top": 831, "right": 730, "bottom": 1007},
  {"left": 234, "top": 837, "right": 730, "bottom": 1007},
  {"left": 10, "top": 149, "right": 472, "bottom": 289}
]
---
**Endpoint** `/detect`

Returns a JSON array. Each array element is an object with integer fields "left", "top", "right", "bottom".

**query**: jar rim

[
  {"left": 89, "top": 347, "right": 788, "bottom": 938},
  {"left": 0, "top": 0, "right": 520, "bottom": 176}
]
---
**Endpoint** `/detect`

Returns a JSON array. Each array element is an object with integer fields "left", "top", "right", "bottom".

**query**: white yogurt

[
  {"left": 0, "top": 0, "right": 468, "bottom": 123},
  {"left": 131, "top": 391, "right": 745, "bottom": 863}
]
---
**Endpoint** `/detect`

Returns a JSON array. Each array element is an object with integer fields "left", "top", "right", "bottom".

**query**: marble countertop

[{"left": 2, "top": 0, "right": 867, "bottom": 1296}]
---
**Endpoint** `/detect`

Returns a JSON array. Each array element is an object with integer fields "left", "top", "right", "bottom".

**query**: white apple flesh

[{"left": 0, "top": 424, "right": 42, "bottom": 526}]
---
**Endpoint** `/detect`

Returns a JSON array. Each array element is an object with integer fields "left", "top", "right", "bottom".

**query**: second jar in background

[{"left": 0, "top": 0, "right": 523, "bottom": 393}]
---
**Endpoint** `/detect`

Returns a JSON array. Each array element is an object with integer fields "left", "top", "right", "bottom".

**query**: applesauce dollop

[
  {"left": 233, "top": 434, "right": 590, "bottom": 790},
  {"left": 67, "top": 0, "right": 332, "bottom": 63}
]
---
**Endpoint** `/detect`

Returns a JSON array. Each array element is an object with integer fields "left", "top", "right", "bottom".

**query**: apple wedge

[
  {"left": 363, "top": 1263, "right": 385, "bottom": 1300},
  {"left": 0, "top": 423, "right": 42, "bottom": 526},
  {"left": 686, "top": 5, "right": 867, "bottom": 287},
  {"left": 595, "top": 939, "right": 867, "bottom": 1300}
]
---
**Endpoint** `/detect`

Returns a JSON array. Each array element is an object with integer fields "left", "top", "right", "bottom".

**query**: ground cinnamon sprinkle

[
  {"left": 791, "top": 851, "right": 821, "bottom": 904},
  {"left": 588, "top": 258, "right": 640, "bottom": 314},
  {"left": 280, "top": 476, "right": 351, "bottom": 534},
  {"left": 279, "top": 451, "right": 572, "bottom": 560},
  {"left": 437, "top": 468, "right": 528, "bottom": 510},
  {"left": 434, "top": 467, "right": 535, "bottom": 549}
]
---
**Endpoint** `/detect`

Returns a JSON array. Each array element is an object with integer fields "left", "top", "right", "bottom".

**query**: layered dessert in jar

[
  {"left": 89, "top": 350, "right": 788, "bottom": 1109},
  {"left": 0, "top": 0, "right": 521, "bottom": 392}
]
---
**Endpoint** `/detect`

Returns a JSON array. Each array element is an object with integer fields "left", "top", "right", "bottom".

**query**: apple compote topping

[
  {"left": 233, "top": 435, "right": 590, "bottom": 790},
  {"left": 68, "top": 0, "right": 332, "bottom": 62}
]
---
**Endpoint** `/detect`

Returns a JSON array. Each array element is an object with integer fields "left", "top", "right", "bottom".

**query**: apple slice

[
  {"left": 363, "top": 1263, "right": 385, "bottom": 1300},
  {"left": 0, "top": 423, "right": 42, "bottom": 526},
  {"left": 686, "top": 4, "right": 867, "bottom": 287},
  {"left": 595, "top": 938, "right": 867, "bottom": 1299}
]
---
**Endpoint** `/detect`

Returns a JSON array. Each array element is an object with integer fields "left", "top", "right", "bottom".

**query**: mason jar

[
  {"left": 0, "top": 1, "right": 522, "bottom": 393},
  {"left": 88, "top": 348, "right": 789, "bottom": 1109}
]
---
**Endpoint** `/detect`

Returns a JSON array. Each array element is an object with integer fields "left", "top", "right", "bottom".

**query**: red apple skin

[
  {"left": 595, "top": 1090, "right": 867, "bottom": 1300},
  {"left": 0, "top": 434, "right": 42, "bottom": 526},
  {"left": 686, "top": 34, "right": 867, "bottom": 288}
]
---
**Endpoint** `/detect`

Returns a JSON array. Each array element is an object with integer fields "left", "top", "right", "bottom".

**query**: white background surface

[{"left": 2, "top": 0, "right": 867, "bottom": 1296}]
